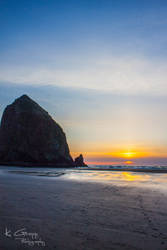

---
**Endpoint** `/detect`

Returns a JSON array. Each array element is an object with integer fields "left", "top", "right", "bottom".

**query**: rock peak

[
  {"left": 14, "top": 94, "right": 33, "bottom": 103},
  {"left": 14, "top": 94, "right": 37, "bottom": 104},
  {"left": 19, "top": 94, "right": 30, "bottom": 99},
  {"left": 10, "top": 94, "right": 49, "bottom": 117}
]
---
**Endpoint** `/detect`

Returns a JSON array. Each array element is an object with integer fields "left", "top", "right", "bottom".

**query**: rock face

[
  {"left": 74, "top": 154, "right": 87, "bottom": 167},
  {"left": 0, "top": 95, "right": 74, "bottom": 166}
]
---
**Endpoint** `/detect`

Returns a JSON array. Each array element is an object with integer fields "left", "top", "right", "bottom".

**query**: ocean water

[{"left": 91, "top": 165, "right": 167, "bottom": 170}]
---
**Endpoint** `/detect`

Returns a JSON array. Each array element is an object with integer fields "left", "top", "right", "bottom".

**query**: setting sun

[{"left": 122, "top": 152, "right": 136, "bottom": 158}]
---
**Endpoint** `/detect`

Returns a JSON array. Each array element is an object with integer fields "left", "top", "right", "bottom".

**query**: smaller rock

[{"left": 74, "top": 154, "right": 87, "bottom": 167}]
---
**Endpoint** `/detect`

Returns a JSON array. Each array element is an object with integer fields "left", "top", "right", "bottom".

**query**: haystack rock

[
  {"left": 74, "top": 154, "right": 87, "bottom": 167},
  {"left": 0, "top": 95, "right": 74, "bottom": 167}
]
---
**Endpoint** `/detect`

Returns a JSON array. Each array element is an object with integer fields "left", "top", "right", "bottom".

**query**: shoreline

[{"left": 1, "top": 165, "right": 167, "bottom": 174}]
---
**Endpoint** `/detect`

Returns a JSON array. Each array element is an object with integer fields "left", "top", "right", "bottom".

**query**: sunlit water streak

[{"left": 65, "top": 170, "right": 167, "bottom": 190}]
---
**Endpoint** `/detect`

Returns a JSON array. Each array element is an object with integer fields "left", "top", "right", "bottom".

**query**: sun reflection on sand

[
  {"left": 66, "top": 171, "right": 167, "bottom": 191},
  {"left": 121, "top": 172, "right": 149, "bottom": 181},
  {"left": 91, "top": 171, "right": 150, "bottom": 182},
  {"left": 67, "top": 171, "right": 151, "bottom": 184}
]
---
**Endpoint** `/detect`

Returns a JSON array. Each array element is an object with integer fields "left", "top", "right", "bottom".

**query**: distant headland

[{"left": 0, "top": 95, "right": 87, "bottom": 167}]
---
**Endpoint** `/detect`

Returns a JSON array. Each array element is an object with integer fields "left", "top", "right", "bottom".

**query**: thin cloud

[{"left": 0, "top": 55, "right": 167, "bottom": 96}]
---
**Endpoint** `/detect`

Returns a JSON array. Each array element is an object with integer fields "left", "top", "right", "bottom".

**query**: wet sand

[{"left": 1, "top": 170, "right": 167, "bottom": 250}]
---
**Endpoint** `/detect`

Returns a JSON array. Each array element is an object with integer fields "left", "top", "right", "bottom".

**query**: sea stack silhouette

[
  {"left": 75, "top": 154, "right": 88, "bottom": 167},
  {"left": 0, "top": 95, "right": 86, "bottom": 167}
]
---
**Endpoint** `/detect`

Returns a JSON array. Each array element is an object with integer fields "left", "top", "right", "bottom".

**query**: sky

[{"left": 1, "top": 0, "right": 167, "bottom": 165}]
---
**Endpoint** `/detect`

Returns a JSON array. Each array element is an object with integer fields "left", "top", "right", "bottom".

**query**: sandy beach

[{"left": 1, "top": 168, "right": 167, "bottom": 250}]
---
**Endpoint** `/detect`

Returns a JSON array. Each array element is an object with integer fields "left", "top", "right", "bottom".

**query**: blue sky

[
  {"left": 1, "top": 0, "right": 167, "bottom": 94},
  {"left": 1, "top": 0, "right": 167, "bottom": 164}
]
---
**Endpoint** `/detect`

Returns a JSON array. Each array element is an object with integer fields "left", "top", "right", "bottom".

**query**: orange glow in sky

[
  {"left": 72, "top": 150, "right": 149, "bottom": 159},
  {"left": 71, "top": 145, "right": 167, "bottom": 166},
  {"left": 112, "top": 151, "right": 149, "bottom": 158}
]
